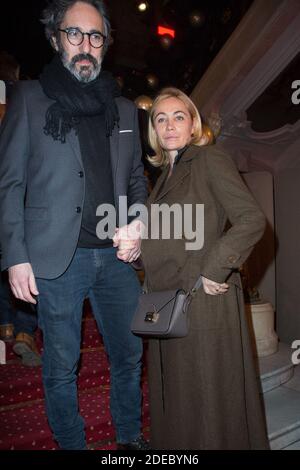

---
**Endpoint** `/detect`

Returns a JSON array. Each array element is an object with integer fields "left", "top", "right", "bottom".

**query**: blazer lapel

[
  {"left": 109, "top": 124, "right": 120, "bottom": 194},
  {"left": 66, "top": 129, "right": 83, "bottom": 167},
  {"left": 67, "top": 122, "right": 120, "bottom": 189}
]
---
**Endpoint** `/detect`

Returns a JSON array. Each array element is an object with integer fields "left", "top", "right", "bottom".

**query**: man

[
  {"left": 0, "top": 0, "right": 148, "bottom": 450},
  {"left": 0, "top": 51, "right": 41, "bottom": 366}
]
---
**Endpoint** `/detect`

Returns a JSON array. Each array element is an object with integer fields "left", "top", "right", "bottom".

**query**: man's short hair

[{"left": 41, "top": 0, "right": 111, "bottom": 55}]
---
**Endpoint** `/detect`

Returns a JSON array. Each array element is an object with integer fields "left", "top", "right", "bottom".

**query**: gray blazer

[{"left": 0, "top": 81, "right": 147, "bottom": 279}]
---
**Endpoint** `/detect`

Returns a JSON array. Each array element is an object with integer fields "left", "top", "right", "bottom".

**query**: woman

[{"left": 141, "top": 87, "right": 269, "bottom": 450}]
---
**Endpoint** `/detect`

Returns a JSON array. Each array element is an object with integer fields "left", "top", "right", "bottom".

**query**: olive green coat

[{"left": 141, "top": 145, "right": 269, "bottom": 450}]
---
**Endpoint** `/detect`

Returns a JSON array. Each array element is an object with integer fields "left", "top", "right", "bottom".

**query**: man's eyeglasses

[{"left": 58, "top": 28, "right": 106, "bottom": 48}]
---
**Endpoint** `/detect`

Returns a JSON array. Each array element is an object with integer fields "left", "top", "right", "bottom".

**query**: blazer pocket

[
  {"left": 119, "top": 132, "right": 133, "bottom": 140},
  {"left": 24, "top": 207, "right": 48, "bottom": 221}
]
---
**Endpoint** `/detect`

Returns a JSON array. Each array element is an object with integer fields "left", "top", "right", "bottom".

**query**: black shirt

[{"left": 77, "top": 113, "right": 115, "bottom": 248}]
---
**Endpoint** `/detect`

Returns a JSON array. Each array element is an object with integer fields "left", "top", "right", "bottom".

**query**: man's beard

[{"left": 61, "top": 50, "right": 102, "bottom": 83}]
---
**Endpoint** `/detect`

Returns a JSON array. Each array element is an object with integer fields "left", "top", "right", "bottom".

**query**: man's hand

[
  {"left": 113, "top": 220, "right": 145, "bottom": 263},
  {"left": 8, "top": 263, "right": 39, "bottom": 304}
]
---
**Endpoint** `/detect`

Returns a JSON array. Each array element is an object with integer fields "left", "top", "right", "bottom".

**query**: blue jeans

[
  {"left": 14, "top": 303, "right": 38, "bottom": 336},
  {"left": 36, "top": 247, "right": 143, "bottom": 450}
]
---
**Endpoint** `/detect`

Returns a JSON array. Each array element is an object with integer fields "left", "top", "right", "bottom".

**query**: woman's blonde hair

[{"left": 148, "top": 87, "right": 203, "bottom": 168}]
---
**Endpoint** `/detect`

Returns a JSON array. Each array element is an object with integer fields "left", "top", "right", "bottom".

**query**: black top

[
  {"left": 77, "top": 113, "right": 115, "bottom": 248},
  {"left": 173, "top": 146, "right": 188, "bottom": 166}
]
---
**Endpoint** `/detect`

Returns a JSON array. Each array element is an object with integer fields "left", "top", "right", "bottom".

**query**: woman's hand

[
  {"left": 202, "top": 276, "right": 229, "bottom": 296},
  {"left": 113, "top": 220, "right": 145, "bottom": 263}
]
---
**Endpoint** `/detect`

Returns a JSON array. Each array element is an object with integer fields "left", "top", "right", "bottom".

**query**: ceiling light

[{"left": 137, "top": 2, "right": 149, "bottom": 12}]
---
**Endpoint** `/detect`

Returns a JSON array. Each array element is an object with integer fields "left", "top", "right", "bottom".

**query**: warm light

[
  {"left": 158, "top": 26, "right": 175, "bottom": 39},
  {"left": 134, "top": 95, "right": 153, "bottom": 111},
  {"left": 200, "top": 124, "right": 214, "bottom": 145},
  {"left": 138, "top": 2, "right": 148, "bottom": 12},
  {"left": 146, "top": 73, "right": 159, "bottom": 89}
]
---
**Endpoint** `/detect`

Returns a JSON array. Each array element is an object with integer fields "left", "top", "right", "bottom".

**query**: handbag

[{"left": 131, "top": 276, "right": 203, "bottom": 338}]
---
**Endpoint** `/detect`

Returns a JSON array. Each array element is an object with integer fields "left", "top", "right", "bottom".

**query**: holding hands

[{"left": 113, "top": 219, "right": 145, "bottom": 263}]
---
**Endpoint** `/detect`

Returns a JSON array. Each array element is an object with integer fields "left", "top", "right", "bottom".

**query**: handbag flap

[{"left": 132, "top": 289, "right": 186, "bottom": 335}]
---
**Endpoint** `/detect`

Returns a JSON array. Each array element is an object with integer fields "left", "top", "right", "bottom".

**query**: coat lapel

[
  {"left": 148, "top": 167, "right": 168, "bottom": 204},
  {"left": 153, "top": 162, "right": 190, "bottom": 202},
  {"left": 151, "top": 146, "right": 201, "bottom": 202}
]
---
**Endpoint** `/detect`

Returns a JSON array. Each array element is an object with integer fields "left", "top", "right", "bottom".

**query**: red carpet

[{"left": 0, "top": 306, "right": 150, "bottom": 450}]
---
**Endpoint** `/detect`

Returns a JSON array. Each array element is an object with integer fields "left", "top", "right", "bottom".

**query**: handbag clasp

[{"left": 145, "top": 307, "right": 160, "bottom": 323}]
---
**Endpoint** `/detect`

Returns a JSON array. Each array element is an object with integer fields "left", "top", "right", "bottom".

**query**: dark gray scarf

[{"left": 39, "top": 55, "right": 120, "bottom": 143}]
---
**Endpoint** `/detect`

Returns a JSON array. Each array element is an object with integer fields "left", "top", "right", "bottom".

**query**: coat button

[
  {"left": 78, "top": 171, "right": 84, "bottom": 178},
  {"left": 76, "top": 207, "right": 82, "bottom": 214},
  {"left": 228, "top": 255, "right": 236, "bottom": 264}
]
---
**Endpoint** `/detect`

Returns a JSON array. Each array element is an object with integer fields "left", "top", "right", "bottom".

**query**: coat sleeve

[
  {"left": 0, "top": 83, "right": 30, "bottom": 270},
  {"left": 127, "top": 105, "right": 148, "bottom": 208},
  {"left": 200, "top": 147, "right": 266, "bottom": 284}
]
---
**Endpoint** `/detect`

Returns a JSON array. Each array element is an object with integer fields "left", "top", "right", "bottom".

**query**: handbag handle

[{"left": 189, "top": 275, "right": 203, "bottom": 296}]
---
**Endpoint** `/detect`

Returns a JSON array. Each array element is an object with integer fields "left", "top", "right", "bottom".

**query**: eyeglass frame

[{"left": 58, "top": 27, "right": 107, "bottom": 49}]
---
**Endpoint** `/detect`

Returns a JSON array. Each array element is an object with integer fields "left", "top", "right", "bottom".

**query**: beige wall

[
  {"left": 243, "top": 172, "right": 276, "bottom": 309},
  {"left": 275, "top": 169, "right": 300, "bottom": 344}
]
